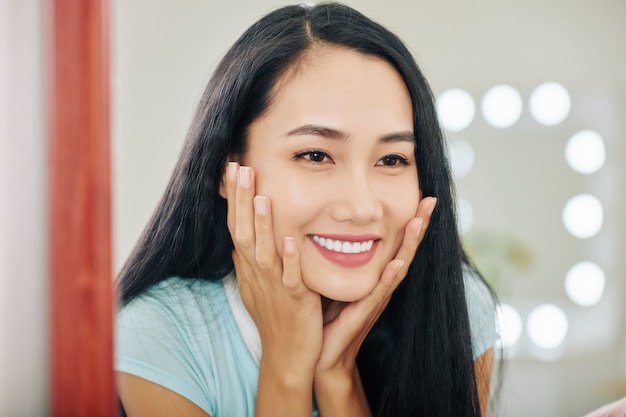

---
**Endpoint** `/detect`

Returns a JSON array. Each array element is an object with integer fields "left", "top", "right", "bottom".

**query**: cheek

[
  {"left": 386, "top": 182, "right": 420, "bottom": 244},
  {"left": 385, "top": 174, "right": 420, "bottom": 212},
  {"left": 255, "top": 171, "right": 324, "bottom": 245}
]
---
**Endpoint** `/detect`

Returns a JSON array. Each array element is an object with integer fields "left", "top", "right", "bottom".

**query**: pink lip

[
  {"left": 308, "top": 234, "right": 380, "bottom": 267},
  {"left": 313, "top": 233, "right": 381, "bottom": 242}
]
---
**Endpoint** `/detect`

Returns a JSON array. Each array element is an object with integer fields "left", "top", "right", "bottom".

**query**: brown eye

[
  {"left": 308, "top": 151, "right": 327, "bottom": 162},
  {"left": 377, "top": 154, "right": 409, "bottom": 167},
  {"left": 294, "top": 150, "right": 332, "bottom": 163}
]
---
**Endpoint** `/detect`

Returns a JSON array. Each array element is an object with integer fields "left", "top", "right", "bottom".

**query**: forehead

[{"left": 251, "top": 46, "right": 414, "bottom": 136}]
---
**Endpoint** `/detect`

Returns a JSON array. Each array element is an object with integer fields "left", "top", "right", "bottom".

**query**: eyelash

[
  {"left": 376, "top": 154, "right": 411, "bottom": 167},
  {"left": 293, "top": 150, "right": 332, "bottom": 163},
  {"left": 293, "top": 150, "right": 411, "bottom": 167}
]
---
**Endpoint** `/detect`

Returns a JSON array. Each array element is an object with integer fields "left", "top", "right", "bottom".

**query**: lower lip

[{"left": 309, "top": 237, "right": 378, "bottom": 267}]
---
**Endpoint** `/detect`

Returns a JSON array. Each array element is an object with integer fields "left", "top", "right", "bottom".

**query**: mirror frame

[{"left": 48, "top": 0, "right": 116, "bottom": 415}]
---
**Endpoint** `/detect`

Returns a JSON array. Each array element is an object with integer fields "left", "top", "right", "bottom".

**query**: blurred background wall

[
  {"left": 1, "top": 0, "right": 624, "bottom": 415},
  {"left": 112, "top": 1, "right": 626, "bottom": 415},
  {"left": 0, "top": 0, "right": 48, "bottom": 415}
]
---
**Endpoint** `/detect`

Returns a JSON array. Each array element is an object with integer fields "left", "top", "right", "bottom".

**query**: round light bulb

[
  {"left": 437, "top": 89, "right": 475, "bottom": 132},
  {"left": 481, "top": 84, "right": 523, "bottom": 128},
  {"left": 565, "top": 130, "right": 606, "bottom": 174},
  {"left": 529, "top": 82, "right": 571, "bottom": 126},
  {"left": 562, "top": 194, "right": 603, "bottom": 239},
  {"left": 496, "top": 304, "right": 523, "bottom": 348},
  {"left": 565, "top": 261, "right": 605, "bottom": 306},
  {"left": 527, "top": 304, "right": 568, "bottom": 349}
]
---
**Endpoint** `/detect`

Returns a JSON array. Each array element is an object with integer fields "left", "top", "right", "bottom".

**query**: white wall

[
  {"left": 113, "top": 1, "right": 626, "bottom": 415},
  {"left": 0, "top": 0, "right": 48, "bottom": 415}
]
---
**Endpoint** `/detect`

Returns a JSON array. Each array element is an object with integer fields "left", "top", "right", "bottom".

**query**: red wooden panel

[{"left": 48, "top": 0, "right": 115, "bottom": 415}]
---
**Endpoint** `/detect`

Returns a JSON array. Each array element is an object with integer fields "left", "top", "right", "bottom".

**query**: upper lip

[{"left": 309, "top": 233, "right": 381, "bottom": 242}]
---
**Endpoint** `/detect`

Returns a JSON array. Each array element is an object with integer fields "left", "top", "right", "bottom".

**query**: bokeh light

[
  {"left": 496, "top": 303, "right": 523, "bottom": 348},
  {"left": 565, "top": 130, "right": 606, "bottom": 174},
  {"left": 527, "top": 304, "right": 568, "bottom": 349},
  {"left": 481, "top": 84, "right": 523, "bottom": 128},
  {"left": 529, "top": 82, "right": 571, "bottom": 126},
  {"left": 562, "top": 194, "right": 603, "bottom": 238},
  {"left": 565, "top": 261, "right": 606, "bottom": 306},
  {"left": 436, "top": 88, "right": 475, "bottom": 132}
]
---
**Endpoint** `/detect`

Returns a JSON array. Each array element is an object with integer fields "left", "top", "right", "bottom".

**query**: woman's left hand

[{"left": 313, "top": 197, "right": 436, "bottom": 394}]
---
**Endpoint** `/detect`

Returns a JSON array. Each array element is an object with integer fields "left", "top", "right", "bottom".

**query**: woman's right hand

[{"left": 223, "top": 162, "right": 323, "bottom": 407}]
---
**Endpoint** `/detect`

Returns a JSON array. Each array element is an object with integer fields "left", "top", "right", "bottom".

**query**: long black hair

[{"left": 117, "top": 3, "right": 483, "bottom": 416}]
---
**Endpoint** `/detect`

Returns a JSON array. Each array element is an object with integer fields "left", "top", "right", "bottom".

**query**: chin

[{"left": 303, "top": 274, "right": 379, "bottom": 302}]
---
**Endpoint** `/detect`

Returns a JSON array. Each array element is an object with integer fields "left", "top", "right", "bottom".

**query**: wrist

[
  {"left": 313, "top": 366, "right": 372, "bottom": 417},
  {"left": 259, "top": 353, "right": 315, "bottom": 393},
  {"left": 313, "top": 366, "right": 356, "bottom": 397},
  {"left": 256, "top": 356, "right": 315, "bottom": 417}
]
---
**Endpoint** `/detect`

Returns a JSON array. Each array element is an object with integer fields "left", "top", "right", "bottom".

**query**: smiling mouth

[{"left": 311, "top": 235, "right": 375, "bottom": 254}]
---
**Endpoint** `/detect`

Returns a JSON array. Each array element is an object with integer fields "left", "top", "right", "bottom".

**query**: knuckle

[
  {"left": 256, "top": 255, "right": 275, "bottom": 274},
  {"left": 235, "top": 233, "right": 253, "bottom": 250}
]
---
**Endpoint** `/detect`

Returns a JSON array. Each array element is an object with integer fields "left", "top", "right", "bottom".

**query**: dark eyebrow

[
  {"left": 380, "top": 131, "right": 416, "bottom": 144},
  {"left": 285, "top": 124, "right": 347, "bottom": 140},
  {"left": 285, "top": 124, "right": 415, "bottom": 143}
]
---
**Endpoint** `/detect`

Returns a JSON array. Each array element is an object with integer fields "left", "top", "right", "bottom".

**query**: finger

[
  {"left": 232, "top": 250, "right": 260, "bottom": 312},
  {"left": 225, "top": 162, "right": 239, "bottom": 234},
  {"left": 371, "top": 258, "right": 406, "bottom": 301},
  {"left": 234, "top": 166, "right": 256, "bottom": 251},
  {"left": 281, "top": 237, "right": 305, "bottom": 294},
  {"left": 415, "top": 196, "right": 437, "bottom": 243},
  {"left": 254, "top": 195, "right": 280, "bottom": 275},
  {"left": 340, "top": 258, "right": 406, "bottom": 337},
  {"left": 390, "top": 196, "right": 436, "bottom": 270},
  {"left": 392, "top": 216, "right": 424, "bottom": 272},
  {"left": 232, "top": 250, "right": 252, "bottom": 290}
]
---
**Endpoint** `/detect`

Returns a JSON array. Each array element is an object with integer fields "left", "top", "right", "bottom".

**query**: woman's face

[{"left": 242, "top": 46, "right": 420, "bottom": 302}]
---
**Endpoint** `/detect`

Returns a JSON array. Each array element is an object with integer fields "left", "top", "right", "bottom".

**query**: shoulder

[
  {"left": 462, "top": 266, "right": 498, "bottom": 358},
  {"left": 463, "top": 266, "right": 495, "bottom": 316},
  {"left": 122, "top": 275, "right": 230, "bottom": 318},
  {"left": 116, "top": 275, "right": 231, "bottom": 353},
  {"left": 116, "top": 275, "right": 251, "bottom": 416}
]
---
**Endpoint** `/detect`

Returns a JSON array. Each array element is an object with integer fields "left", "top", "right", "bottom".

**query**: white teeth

[
  {"left": 311, "top": 235, "right": 375, "bottom": 254},
  {"left": 351, "top": 242, "right": 360, "bottom": 254},
  {"left": 341, "top": 242, "right": 351, "bottom": 253}
]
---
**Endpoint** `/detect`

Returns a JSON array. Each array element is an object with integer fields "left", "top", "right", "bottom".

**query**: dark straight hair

[{"left": 117, "top": 3, "right": 482, "bottom": 416}]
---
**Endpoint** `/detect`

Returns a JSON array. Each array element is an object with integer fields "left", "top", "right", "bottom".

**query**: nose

[{"left": 329, "top": 171, "right": 383, "bottom": 225}]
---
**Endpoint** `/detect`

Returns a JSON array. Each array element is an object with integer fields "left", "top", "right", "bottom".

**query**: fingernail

[
  {"left": 227, "top": 162, "right": 238, "bottom": 182},
  {"left": 416, "top": 217, "right": 424, "bottom": 236},
  {"left": 428, "top": 197, "right": 437, "bottom": 216},
  {"left": 254, "top": 196, "right": 267, "bottom": 215},
  {"left": 238, "top": 167, "right": 251, "bottom": 187},
  {"left": 284, "top": 236, "right": 295, "bottom": 253},
  {"left": 392, "top": 259, "right": 405, "bottom": 276}
]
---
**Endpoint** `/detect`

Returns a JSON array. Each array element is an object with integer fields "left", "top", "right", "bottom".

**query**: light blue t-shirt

[{"left": 116, "top": 270, "right": 497, "bottom": 416}]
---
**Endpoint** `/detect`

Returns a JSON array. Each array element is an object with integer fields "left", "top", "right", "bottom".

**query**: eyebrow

[{"left": 285, "top": 124, "right": 416, "bottom": 143}]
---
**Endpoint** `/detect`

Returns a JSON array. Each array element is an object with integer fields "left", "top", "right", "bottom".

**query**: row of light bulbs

[
  {"left": 436, "top": 82, "right": 572, "bottom": 131},
  {"left": 437, "top": 83, "right": 608, "bottom": 353}
]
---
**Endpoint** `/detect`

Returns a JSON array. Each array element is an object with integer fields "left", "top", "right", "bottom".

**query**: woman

[{"left": 116, "top": 3, "right": 498, "bottom": 416}]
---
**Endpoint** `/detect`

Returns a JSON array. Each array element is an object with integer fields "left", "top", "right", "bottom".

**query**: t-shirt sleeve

[
  {"left": 115, "top": 290, "right": 216, "bottom": 415},
  {"left": 464, "top": 267, "right": 499, "bottom": 359}
]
